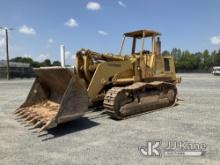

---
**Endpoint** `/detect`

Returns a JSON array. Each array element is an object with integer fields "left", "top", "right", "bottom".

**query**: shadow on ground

[
  {"left": 38, "top": 117, "right": 99, "bottom": 141},
  {"left": 30, "top": 102, "right": 181, "bottom": 141}
]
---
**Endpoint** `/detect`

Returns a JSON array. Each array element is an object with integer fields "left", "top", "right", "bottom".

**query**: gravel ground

[{"left": 0, "top": 73, "right": 220, "bottom": 165}]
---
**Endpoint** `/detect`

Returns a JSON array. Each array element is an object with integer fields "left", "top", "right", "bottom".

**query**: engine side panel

[{"left": 87, "top": 61, "right": 133, "bottom": 103}]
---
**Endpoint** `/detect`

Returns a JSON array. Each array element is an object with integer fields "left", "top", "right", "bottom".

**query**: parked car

[{"left": 212, "top": 66, "right": 220, "bottom": 76}]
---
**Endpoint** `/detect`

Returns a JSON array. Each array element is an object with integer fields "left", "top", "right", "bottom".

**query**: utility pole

[
  {"left": 0, "top": 27, "right": 12, "bottom": 80},
  {"left": 5, "top": 29, "right": 10, "bottom": 80}
]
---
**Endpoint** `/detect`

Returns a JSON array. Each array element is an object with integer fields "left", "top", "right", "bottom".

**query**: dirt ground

[{"left": 0, "top": 73, "right": 220, "bottom": 165}]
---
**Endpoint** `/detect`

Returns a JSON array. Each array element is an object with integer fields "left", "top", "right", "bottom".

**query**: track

[{"left": 104, "top": 81, "right": 177, "bottom": 119}]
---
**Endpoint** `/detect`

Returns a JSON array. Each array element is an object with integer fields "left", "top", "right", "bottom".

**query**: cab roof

[{"left": 124, "top": 29, "right": 161, "bottom": 38}]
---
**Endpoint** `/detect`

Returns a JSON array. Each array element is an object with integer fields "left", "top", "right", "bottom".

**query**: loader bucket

[{"left": 15, "top": 67, "right": 88, "bottom": 132}]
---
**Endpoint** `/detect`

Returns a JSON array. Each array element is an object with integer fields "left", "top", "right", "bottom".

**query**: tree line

[
  {"left": 163, "top": 48, "right": 220, "bottom": 72},
  {"left": 10, "top": 48, "right": 220, "bottom": 72},
  {"left": 10, "top": 57, "right": 61, "bottom": 67}
]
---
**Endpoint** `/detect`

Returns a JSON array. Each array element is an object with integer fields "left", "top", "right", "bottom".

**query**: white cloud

[
  {"left": 19, "top": 25, "right": 36, "bottom": 35},
  {"left": 46, "top": 38, "right": 54, "bottom": 48},
  {"left": 0, "top": 38, "right": 5, "bottom": 47},
  {"left": 63, "top": 50, "right": 76, "bottom": 66},
  {"left": 22, "top": 54, "right": 32, "bottom": 58},
  {"left": 0, "top": 30, "right": 5, "bottom": 52},
  {"left": 0, "top": 38, "right": 5, "bottom": 52},
  {"left": 72, "top": 54, "right": 76, "bottom": 60},
  {"left": 86, "top": 2, "right": 101, "bottom": 10},
  {"left": 210, "top": 35, "right": 220, "bottom": 45},
  {"left": 37, "top": 53, "right": 50, "bottom": 61},
  {"left": 0, "top": 30, "right": 4, "bottom": 36},
  {"left": 48, "top": 38, "right": 54, "bottom": 44},
  {"left": 0, "top": 54, "right": 6, "bottom": 59},
  {"left": 71, "top": 54, "right": 77, "bottom": 66},
  {"left": 98, "top": 30, "right": 108, "bottom": 36},
  {"left": 65, "top": 51, "right": 71, "bottom": 60},
  {"left": 65, "top": 18, "right": 79, "bottom": 28},
  {"left": 118, "top": 1, "right": 126, "bottom": 8}
]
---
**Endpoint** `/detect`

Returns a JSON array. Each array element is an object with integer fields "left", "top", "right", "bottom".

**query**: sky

[{"left": 0, "top": 0, "right": 220, "bottom": 64}]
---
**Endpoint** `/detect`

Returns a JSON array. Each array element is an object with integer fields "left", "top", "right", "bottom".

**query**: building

[{"left": 0, "top": 60, "right": 35, "bottom": 78}]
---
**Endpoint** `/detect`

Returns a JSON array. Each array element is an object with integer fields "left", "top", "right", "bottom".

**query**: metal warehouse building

[{"left": 0, "top": 60, "right": 35, "bottom": 78}]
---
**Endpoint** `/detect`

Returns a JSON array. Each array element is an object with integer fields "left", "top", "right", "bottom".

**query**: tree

[
  {"left": 198, "top": 50, "right": 212, "bottom": 70},
  {"left": 41, "top": 59, "right": 51, "bottom": 67},
  {"left": 175, "top": 50, "right": 199, "bottom": 71},
  {"left": 171, "top": 48, "right": 181, "bottom": 60},
  {"left": 10, "top": 57, "right": 59, "bottom": 68},
  {"left": 52, "top": 61, "right": 61, "bottom": 66},
  {"left": 162, "top": 50, "right": 170, "bottom": 56},
  {"left": 10, "top": 57, "right": 33, "bottom": 64},
  {"left": 193, "top": 52, "right": 202, "bottom": 70},
  {"left": 31, "top": 61, "right": 41, "bottom": 67},
  {"left": 10, "top": 48, "right": 220, "bottom": 72},
  {"left": 213, "top": 50, "right": 220, "bottom": 66}
]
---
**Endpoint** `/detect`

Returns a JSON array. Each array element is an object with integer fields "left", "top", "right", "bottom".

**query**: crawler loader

[{"left": 15, "top": 29, "right": 181, "bottom": 132}]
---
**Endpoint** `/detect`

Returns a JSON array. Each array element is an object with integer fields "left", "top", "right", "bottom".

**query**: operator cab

[{"left": 119, "top": 29, "right": 161, "bottom": 56}]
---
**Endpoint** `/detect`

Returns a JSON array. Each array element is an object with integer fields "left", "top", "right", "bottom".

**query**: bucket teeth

[
  {"left": 17, "top": 113, "right": 28, "bottom": 120},
  {"left": 15, "top": 109, "right": 23, "bottom": 114},
  {"left": 17, "top": 111, "right": 26, "bottom": 117},
  {"left": 16, "top": 111, "right": 23, "bottom": 116},
  {"left": 25, "top": 115, "right": 35, "bottom": 121},
  {"left": 17, "top": 115, "right": 26, "bottom": 120},
  {"left": 33, "top": 120, "right": 45, "bottom": 128},
  {"left": 24, "top": 123, "right": 31, "bottom": 127},
  {"left": 39, "top": 126, "right": 47, "bottom": 132},
  {"left": 20, "top": 113, "right": 30, "bottom": 118},
  {"left": 29, "top": 116, "right": 41, "bottom": 124},
  {"left": 39, "top": 121, "right": 50, "bottom": 132}
]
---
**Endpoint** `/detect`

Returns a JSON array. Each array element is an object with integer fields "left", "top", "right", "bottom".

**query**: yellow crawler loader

[{"left": 15, "top": 29, "right": 181, "bottom": 131}]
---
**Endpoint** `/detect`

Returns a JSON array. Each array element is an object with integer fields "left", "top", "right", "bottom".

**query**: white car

[{"left": 212, "top": 67, "right": 220, "bottom": 76}]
